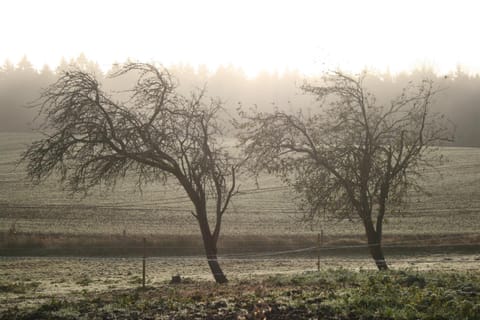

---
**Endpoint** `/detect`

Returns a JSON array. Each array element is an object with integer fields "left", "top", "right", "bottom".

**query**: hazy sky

[{"left": 2, "top": 0, "right": 479, "bottom": 76}]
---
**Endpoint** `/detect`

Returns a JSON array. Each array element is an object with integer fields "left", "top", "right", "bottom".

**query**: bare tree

[
  {"left": 22, "top": 63, "right": 237, "bottom": 283},
  {"left": 238, "top": 71, "right": 453, "bottom": 270}
]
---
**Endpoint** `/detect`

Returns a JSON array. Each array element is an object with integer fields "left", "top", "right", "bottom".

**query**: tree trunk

[
  {"left": 367, "top": 235, "right": 388, "bottom": 270},
  {"left": 197, "top": 212, "right": 228, "bottom": 284},
  {"left": 205, "top": 245, "right": 228, "bottom": 284},
  {"left": 364, "top": 219, "right": 389, "bottom": 270}
]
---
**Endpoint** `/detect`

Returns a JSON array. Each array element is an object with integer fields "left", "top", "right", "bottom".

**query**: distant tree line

[{"left": 1, "top": 54, "right": 479, "bottom": 146}]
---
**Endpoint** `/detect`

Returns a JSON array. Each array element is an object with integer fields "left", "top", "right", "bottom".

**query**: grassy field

[
  {"left": 0, "top": 132, "right": 479, "bottom": 254},
  {"left": 1, "top": 257, "right": 479, "bottom": 319}
]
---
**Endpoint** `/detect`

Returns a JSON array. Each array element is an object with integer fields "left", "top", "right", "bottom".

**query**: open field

[
  {"left": 1, "top": 256, "right": 479, "bottom": 319},
  {"left": 1, "top": 132, "right": 480, "bottom": 318},
  {"left": 0, "top": 132, "right": 480, "bottom": 261},
  {"left": 1, "top": 132, "right": 480, "bottom": 239}
]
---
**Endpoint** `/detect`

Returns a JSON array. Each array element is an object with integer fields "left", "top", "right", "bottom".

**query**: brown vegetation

[{"left": 2, "top": 231, "right": 479, "bottom": 257}]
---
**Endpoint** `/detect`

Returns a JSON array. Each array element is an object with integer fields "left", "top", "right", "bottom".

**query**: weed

[{"left": 0, "top": 281, "right": 40, "bottom": 294}]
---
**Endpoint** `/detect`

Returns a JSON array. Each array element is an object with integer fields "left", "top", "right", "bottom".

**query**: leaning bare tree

[
  {"left": 22, "top": 63, "right": 237, "bottom": 283},
  {"left": 238, "top": 72, "right": 452, "bottom": 270}
]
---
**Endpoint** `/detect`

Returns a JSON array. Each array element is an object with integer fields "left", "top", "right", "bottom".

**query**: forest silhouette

[{"left": 1, "top": 54, "right": 478, "bottom": 147}]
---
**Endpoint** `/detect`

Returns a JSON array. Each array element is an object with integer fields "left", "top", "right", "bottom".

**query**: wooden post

[
  {"left": 321, "top": 229, "right": 324, "bottom": 268},
  {"left": 142, "top": 237, "right": 146, "bottom": 288},
  {"left": 317, "top": 233, "right": 320, "bottom": 271},
  {"left": 317, "top": 229, "right": 324, "bottom": 271}
]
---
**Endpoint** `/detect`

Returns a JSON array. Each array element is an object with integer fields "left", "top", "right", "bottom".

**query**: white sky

[{"left": 1, "top": 0, "right": 480, "bottom": 76}]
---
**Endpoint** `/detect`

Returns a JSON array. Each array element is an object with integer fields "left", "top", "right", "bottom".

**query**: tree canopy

[
  {"left": 22, "top": 63, "right": 237, "bottom": 283},
  {"left": 239, "top": 71, "right": 453, "bottom": 269}
]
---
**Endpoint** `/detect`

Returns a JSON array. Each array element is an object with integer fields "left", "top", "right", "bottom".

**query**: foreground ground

[{"left": 1, "top": 255, "right": 479, "bottom": 319}]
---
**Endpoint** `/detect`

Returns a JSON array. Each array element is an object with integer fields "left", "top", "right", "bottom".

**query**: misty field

[
  {"left": 1, "top": 132, "right": 479, "bottom": 239},
  {"left": 1, "top": 132, "right": 480, "bottom": 318}
]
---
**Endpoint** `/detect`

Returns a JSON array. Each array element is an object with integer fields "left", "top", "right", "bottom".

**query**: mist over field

[
  {"left": 0, "top": 55, "right": 479, "bottom": 258},
  {"left": 1, "top": 50, "right": 479, "bottom": 320},
  {"left": 1, "top": 1, "right": 480, "bottom": 316},
  {"left": 1, "top": 55, "right": 479, "bottom": 147}
]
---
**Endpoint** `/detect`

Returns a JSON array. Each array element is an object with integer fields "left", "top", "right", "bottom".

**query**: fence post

[
  {"left": 142, "top": 237, "right": 146, "bottom": 288},
  {"left": 317, "top": 229, "right": 324, "bottom": 271},
  {"left": 317, "top": 232, "right": 320, "bottom": 271}
]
